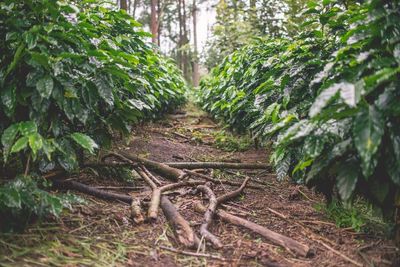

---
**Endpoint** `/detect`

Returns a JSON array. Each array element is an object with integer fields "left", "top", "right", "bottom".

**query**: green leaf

[
  {"left": 11, "top": 136, "right": 29, "bottom": 153},
  {"left": 336, "top": 159, "right": 359, "bottom": 202},
  {"left": 70, "top": 133, "right": 98, "bottom": 154},
  {"left": 310, "top": 82, "right": 355, "bottom": 117},
  {"left": 5, "top": 43, "right": 25, "bottom": 78},
  {"left": 94, "top": 76, "right": 114, "bottom": 106},
  {"left": 1, "top": 84, "right": 16, "bottom": 117},
  {"left": 1, "top": 188, "right": 21, "bottom": 208},
  {"left": 388, "top": 124, "right": 400, "bottom": 185},
  {"left": 19, "top": 121, "right": 38, "bottom": 136},
  {"left": 1, "top": 124, "right": 19, "bottom": 160},
  {"left": 353, "top": 105, "right": 384, "bottom": 178},
  {"left": 25, "top": 32, "right": 38, "bottom": 50},
  {"left": 309, "top": 83, "right": 340, "bottom": 117},
  {"left": 28, "top": 133, "right": 43, "bottom": 156},
  {"left": 276, "top": 153, "right": 291, "bottom": 181},
  {"left": 36, "top": 75, "right": 54, "bottom": 99}
]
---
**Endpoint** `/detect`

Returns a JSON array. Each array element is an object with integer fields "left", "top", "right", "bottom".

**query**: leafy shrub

[
  {"left": 214, "top": 130, "right": 252, "bottom": 152},
  {"left": 0, "top": 0, "right": 185, "bottom": 172},
  {"left": 0, "top": 0, "right": 185, "bottom": 219},
  {"left": 199, "top": 0, "right": 400, "bottom": 216},
  {"left": 0, "top": 175, "right": 82, "bottom": 231}
]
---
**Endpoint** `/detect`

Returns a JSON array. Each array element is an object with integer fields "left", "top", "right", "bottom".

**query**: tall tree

[
  {"left": 120, "top": 0, "right": 128, "bottom": 10},
  {"left": 192, "top": 0, "right": 199, "bottom": 87},
  {"left": 151, "top": 0, "right": 158, "bottom": 44}
]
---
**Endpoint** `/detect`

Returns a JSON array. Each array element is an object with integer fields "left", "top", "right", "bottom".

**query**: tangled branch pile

[{"left": 199, "top": 0, "right": 400, "bottom": 215}]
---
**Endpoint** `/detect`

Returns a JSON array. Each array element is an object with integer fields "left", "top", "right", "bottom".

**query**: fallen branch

[
  {"left": 194, "top": 202, "right": 310, "bottom": 257},
  {"left": 158, "top": 245, "right": 228, "bottom": 261},
  {"left": 184, "top": 169, "right": 262, "bottom": 190},
  {"left": 166, "top": 161, "right": 271, "bottom": 170},
  {"left": 148, "top": 179, "right": 205, "bottom": 220},
  {"left": 142, "top": 166, "right": 162, "bottom": 186},
  {"left": 136, "top": 168, "right": 199, "bottom": 248},
  {"left": 319, "top": 241, "right": 363, "bottom": 267},
  {"left": 54, "top": 180, "right": 132, "bottom": 204},
  {"left": 118, "top": 151, "right": 185, "bottom": 181},
  {"left": 196, "top": 185, "right": 223, "bottom": 249},
  {"left": 160, "top": 196, "right": 199, "bottom": 248},
  {"left": 130, "top": 198, "right": 144, "bottom": 224},
  {"left": 217, "top": 177, "right": 250, "bottom": 203}
]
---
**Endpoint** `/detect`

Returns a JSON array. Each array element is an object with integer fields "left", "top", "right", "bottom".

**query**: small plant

[
  {"left": 213, "top": 130, "right": 252, "bottom": 152},
  {"left": 0, "top": 175, "right": 82, "bottom": 231},
  {"left": 315, "top": 199, "right": 391, "bottom": 235}
]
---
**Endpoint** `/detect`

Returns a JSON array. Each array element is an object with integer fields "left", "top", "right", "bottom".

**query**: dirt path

[{"left": 0, "top": 103, "right": 398, "bottom": 267}]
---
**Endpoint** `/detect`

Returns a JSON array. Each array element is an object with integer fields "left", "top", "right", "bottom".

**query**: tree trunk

[
  {"left": 151, "top": 0, "right": 158, "bottom": 44},
  {"left": 132, "top": 0, "right": 138, "bottom": 17},
  {"left": 182, "top": 0, "right": 190, "bottom": 82},
  {"left": 177, "top": 0, "right": 183, "bottom": 70},
  {"left": 192, "top": 0, "right": 200, "bottom": 87},
  {"left": 157, "top": 0, "right": 162, "bottom": 46},
  {"left": 120, "top": 0, "right": 128, "bottom": 11}
]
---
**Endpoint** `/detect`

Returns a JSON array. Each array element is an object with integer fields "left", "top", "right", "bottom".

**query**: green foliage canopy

[
  {"left": 0, "top": 0, "right": 185, "bottom": 220},
  {"left": 199, "top": 0, "right": 400, "bottom": 215}
]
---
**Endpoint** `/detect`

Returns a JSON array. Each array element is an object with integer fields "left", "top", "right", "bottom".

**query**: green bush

[
  {"left": 0, "top": 175, "right": 82, "bottom": 231},
  {"left": 199, "top": 0, "right": 400, "bottom": 216},
  {"left": 0, "top": 0, "right": 185, "bottom": 171},
  {"left": 0, "top": 0, "right": 185, "bottom": 219}
]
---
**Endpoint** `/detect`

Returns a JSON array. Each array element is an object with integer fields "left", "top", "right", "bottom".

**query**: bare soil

[{"left": 0, "top": 104, "right": 398, "bottom": 267}]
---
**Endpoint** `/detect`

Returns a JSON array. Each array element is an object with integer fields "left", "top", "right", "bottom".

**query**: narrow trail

[{"left": 0, "top": 103, "right": 396, "bottom": 267}]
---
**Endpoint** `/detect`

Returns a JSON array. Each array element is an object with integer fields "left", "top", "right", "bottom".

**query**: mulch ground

[{"left": 0, "top": 104, "right": 398, "bottom": 267}]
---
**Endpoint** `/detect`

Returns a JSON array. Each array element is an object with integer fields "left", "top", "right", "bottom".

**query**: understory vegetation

[
  {"left": 0, "top": 0, "right": 185, "bottom": 224},
  {"left": 199, "top": 0, "right": 400, "bottom": 218}
]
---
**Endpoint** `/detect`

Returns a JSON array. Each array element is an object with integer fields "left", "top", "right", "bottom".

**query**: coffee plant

[
  {"left": 0, "top": 0, "right": 185, "bottom": 220},
  {"left": 199, "top": 0, "right": 400, "bottom": 215}
]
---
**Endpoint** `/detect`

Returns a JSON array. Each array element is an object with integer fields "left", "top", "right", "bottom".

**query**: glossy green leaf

[
  {"left": 28, "top": 133, "right": 43, "bottom": 156},
  {"left": 70, "top": 133, "right": 98, "bottom": 154},
  {"left": 336, "top": 159, "right": 359, "bottom": 202},
  {"left": 353, "top": 105, "right": 384, "bottom": 178},
  {"left": 1, "top": 84, "right": 16, "bottom": 117},
  {"left": 36, "top": 75, "right": 54, "bottom": 99},
  {"left": 11, "top": 136, "right": 29, "bottom": 153},
  {"left": 19, "top": 121, "right": 38, "bottom": 136},
  {"left": 1, "top": 123, "right": 19, "bottom": 158}
]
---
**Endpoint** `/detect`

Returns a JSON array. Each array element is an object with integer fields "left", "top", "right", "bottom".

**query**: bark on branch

[
  {"left": 184, "top": 169, "right": 262, "bottom": 190},
  {"left": 54, "top": 180, "right": 132, "bottom": 204},
  {"left": 136, "top": 168, "right": 200, "bottom": 248},
  {"left": 194, "top": 203, "right": 310, "bottom": 257},
  {"left": 166, "top": 161, "right": 271, "bottom": 170},
  {"left": 118, "top": 151, "right": 185, "bottom": 181},
  {"left": 196, "top": 185, "right": 223, "bottom": 248}
]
